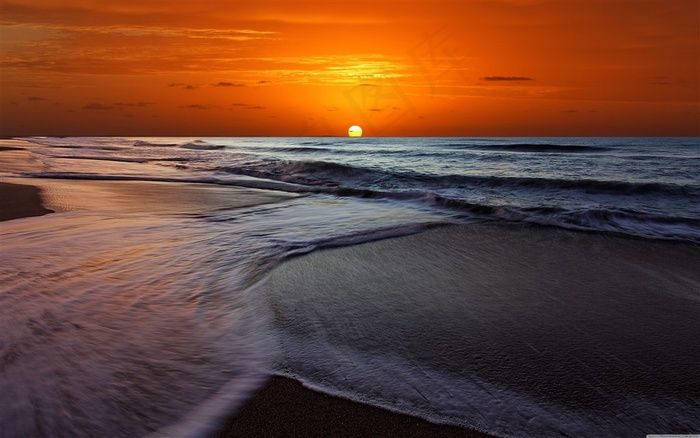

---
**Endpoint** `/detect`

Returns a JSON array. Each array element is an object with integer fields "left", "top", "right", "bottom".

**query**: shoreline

[
  {"left": 211, "top": 375, "right": 493, "bottom": 438},
  {"left": 1, "top": 175, "right": 496, "bottom": 438}
]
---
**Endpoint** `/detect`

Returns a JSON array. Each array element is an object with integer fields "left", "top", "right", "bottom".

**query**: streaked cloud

[
  {"left": 83, "top": 103, "right": 114, "bottom": 110},
  {"left": 168, "top": 83, "right": 198, "bottom": 90},
  {"left": 214, "top": 82, "right": 245, "bottom": 87},
  {"left": 481, "top": 76, "right": 534, "bottom": 81}
]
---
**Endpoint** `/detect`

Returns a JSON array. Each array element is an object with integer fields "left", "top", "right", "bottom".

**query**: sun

[{"left": 348, "top": 125, "right": 363, "bottom": 137}]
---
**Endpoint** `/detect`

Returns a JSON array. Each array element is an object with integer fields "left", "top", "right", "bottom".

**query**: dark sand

[
  {"left": 1, "top": 178, "right": 495, "bottom": 438},
  {"left": 212, "top": 376, "right": 490, "bottom": 438},
  {"left": 0, "top": 182, "right": 53, "bottom": 221}
]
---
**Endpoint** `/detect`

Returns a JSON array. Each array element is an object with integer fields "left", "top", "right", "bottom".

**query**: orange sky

[{"left": 1, "top": 0, "right": 698, "bottom": 136}]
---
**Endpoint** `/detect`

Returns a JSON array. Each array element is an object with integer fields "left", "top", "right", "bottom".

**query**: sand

[
  {"left": 0, "top": 182, "right": 54, "bottom": 221},
  {"left": 0, "top": 168, "right": 494, "bottom": 437},
  {"left": 212, "top": 376, "right": 489, "bottom": 438}
]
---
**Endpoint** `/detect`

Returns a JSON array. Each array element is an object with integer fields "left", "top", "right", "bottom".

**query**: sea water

[{"left": 1, "top": 137, "right": 699, "bottom": 437}]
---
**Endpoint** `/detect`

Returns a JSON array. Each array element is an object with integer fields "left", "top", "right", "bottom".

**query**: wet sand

[
  {"left": 260, "top": 222, "right": 700, "bottom": 436},
  {"left": 0, "top": 162, "right": 495, "bottom": 437},
  {"left": 0, "top": 182, "right": 54, "bottom": 221}
]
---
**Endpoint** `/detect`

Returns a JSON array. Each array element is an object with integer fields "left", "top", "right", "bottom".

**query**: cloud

[
  {"left": 184, "top": 104, "right": 212, "bottom": 110},
  {"left": 258, "top": 80, "right": 271, "bottom": 84},
  {"left": 231, "top": 103, "right": 265, "bottom": 110},
  {"left": 214, "top": 82, "right": 245, "bottom": 87},
  {"left": 83, "top": 102, "right": 114, "bottom": 110},
  {"left": 481, "top": 76, "right": 534, "bottom": 81},
  {"left": 27, "top": 96, "right": 48, "bottom": 101},
  {"left": 369, "top": 108, "right": 384, "bottom": 112},
  {"left": 114, "top": 102, "right": 155, "bottom": 107},
  {"left": 561, "top": 109, "right": 578, "bottom": 113},
  {"left": 325, "top": 106, "right": 340, "bottom": 112},
  {"left": 168, "top": 83, "right": 198, "bottom": 90}
]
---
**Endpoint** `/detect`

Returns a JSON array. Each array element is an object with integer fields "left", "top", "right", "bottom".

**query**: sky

[{"left": 1, "top": 0, "right": 698, "bottom": 136}]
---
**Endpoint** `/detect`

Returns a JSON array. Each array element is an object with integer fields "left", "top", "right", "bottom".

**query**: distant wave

[
  {"left": 298, "top": 141, "right": 336, "bottom": 146},
  {"left": 444, "top": 143, "right": 611, "bottom": 153},
  {"left": 133, "top": 140, "right": 179, "bottom": 147},
  {"left": 265, "top": 147, "right": 333, "bottom": 153},
  {"left": 179, "top": 140, "right": 226, "bottom": 150},
  {"left": 451, "top": 175, "right": 699, "bottom": 197}
]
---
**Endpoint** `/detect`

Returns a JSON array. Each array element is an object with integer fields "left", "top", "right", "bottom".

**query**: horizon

[{"left": 1, "top": 1, "right": 699, "bottom": 137}]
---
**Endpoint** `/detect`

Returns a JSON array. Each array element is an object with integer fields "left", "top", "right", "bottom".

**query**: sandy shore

[
  {"left": 212, "top": 376, "right": 490, "bottom": 438},
  {"left": 0, "top": 166, "right": 495, "bottom": 437}
]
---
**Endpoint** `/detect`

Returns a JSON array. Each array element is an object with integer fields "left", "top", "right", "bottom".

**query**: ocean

[{"left": 1, "top": 136, "right": 699, "bottom": 437}]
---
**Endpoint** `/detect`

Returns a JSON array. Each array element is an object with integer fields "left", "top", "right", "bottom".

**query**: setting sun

[{"left": 348, "top": 125, "right": 363, "bottom": 137}]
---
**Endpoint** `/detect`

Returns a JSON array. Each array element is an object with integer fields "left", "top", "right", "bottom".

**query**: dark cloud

[
  {"left": 325, "top": 106, "right": 340, "bottom": 112},
  {"left": 258, "top": 80, "right": 271, "bottom": 84},
  {"left": 83, "top": 103, "right": 114, "bottom": 110},
  {"left": 168, "top": 83, "right": 198, "bottom": 90},
  {"left": 27, "top": 96, "right": 48, "bottom": 101},
  {"left": 561, "top": 109, "right": 578, "bottom": 113},
  {"left": 358, "top": 83, "right": 378, "bottom": 87},
  {"left": 369, "top": 108, "right": 383, "bottom": 112},
  {"left": 184, "top": 104, "right": 212, "bottom": 110},
  {"left": 214, "top": 82, "right": 245, "bottom": 87},
  {"left": 114, "top": 102, "right": 155, "bottom": 107},
  {"left": 231, "top": 103, "right": 265, "bottom": 110},
  {"left": 481, "top": 76, "right": 533, "bottom": 81}
]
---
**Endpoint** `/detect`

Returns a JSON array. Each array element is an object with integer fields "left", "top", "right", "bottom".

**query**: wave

[
  {"left": 444, "top": 143, "right": 611, "bottom": 153},
  {"left": 431, "top": 196, "right": 700, "bottom": 242},
  {"left": 265, "top": 147, "right": 333, "bottom": 153},
  {"left": 22, "top": 167, "right": 700, "bottom": 242},
  {"left": 459, "top": 175, "right": 699, "bottom": 197},
  {"left": 133, "top": 140, "right": 179, "bottom": 147},
  {"left": 179, "top": 140, "right": 225, "bottom": 150},
  {"left": 215, "top": 159, "right": 698, "bottom": 198}
]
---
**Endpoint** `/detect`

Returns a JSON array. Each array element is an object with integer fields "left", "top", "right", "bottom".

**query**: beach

[
  {"left": 0, "top": 144, "right": 494, "bottom": 437},
  {"left": 2, "top": 138, "right": 699, "bottom": 437}
]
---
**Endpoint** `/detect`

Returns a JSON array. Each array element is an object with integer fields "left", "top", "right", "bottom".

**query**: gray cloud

[
  {"left": 83, "top": 103, "right": 114, "bottom": 110},
  {"left": 231, "top": 103, "right": 265, "bottom": 110},
  {"left": 184, "top": 104, "right": 212, "bottom": 110},
  {"left": 481, "top": 76, "right": 533, "bottom": 81},
  {"left": 115, "top": 102, "right": 155, "bottom": 107},
  {"left": 214, "top": 82, "right": 245, "bottom": 87},
  {"left": 168, "top": 83, "right": 198, "bottom": 90}
]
